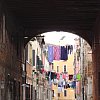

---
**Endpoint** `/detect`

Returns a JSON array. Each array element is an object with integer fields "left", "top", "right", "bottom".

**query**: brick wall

[{"left": 0, "top": 8, "right": 24, "bottom": 99}]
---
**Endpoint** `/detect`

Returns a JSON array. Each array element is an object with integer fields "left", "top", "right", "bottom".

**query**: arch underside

[
  {"left": 23, "top": 26, "right": 93, "bottom": 47},
  {"left": 5, "top": 0, "right": 100, "bottom": 46}
]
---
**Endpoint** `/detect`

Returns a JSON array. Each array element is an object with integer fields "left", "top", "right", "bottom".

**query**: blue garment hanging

[
  {"left": 48, "top": 45, "right": 53, "bottom": 63},
  {"left": 61, "top": 46, "right": 68, "bottom": 60}
]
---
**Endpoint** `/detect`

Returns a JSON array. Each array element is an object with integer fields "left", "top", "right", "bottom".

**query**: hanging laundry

[
  {"left": 69, "top": 75, "right": 73, "bottom": 80},
  {"left": 61, "top": 46, "right": 65, "bottom": 60},
  {"left": 58, "top": 81, "right": 62, "bottom": 87},
  {"left": 73, "top": 75, "right": 76, "bottom": 80},
  {"left": 72, "top": 81, "right": 76, "bottom": 88},
  {"left": 53, "top": 79, "right": 58, "bottom": 85},
  {"left": 70, "top": 45, "right": 73, "bottom": 53},
  {"left": 59, "top": 74, "right": 63, "bottom": 82},
  {"left": 57, "top": 73, "right": 60, "bottom": 80},
  {"left": 58, "top": 74, "right": 63, "bottom": 86},
  {"left": 61, "top": 46, "right": 68, "bottom": 60},
  {"left": 66, "top": 74, "right": 69, "bottom": 81},
  {"left": 68, "top": 81, "right": 72, "bottom": 87},
  {"left": 53, "top": 46, "right": 61, "bottom": 60},
  {"left": 58, "top": 87, "right": 62, "bottom": 93},
  {"left": 54, "top": 73, "right": 57, "bottom": 79},
  {"left": 63, "top": 73, "right": 66, "bottom": 79},
  {"left": 49, "top": 72, "right": 52, "bottom": 86},
  {"left": 68, "top": 45, "right": 73, "bottom": 54},
  {"left": 63, "top": 80, "right": 65, "bottom": 86},
  {"left": 76, "top": 74, "right": 81, "bottom": 81},
  {"left": 68, "top": 45, "right": 70, "bottom": 54},
  {"left": 48, "top": 45, "right": 53, "bottom": 63}
]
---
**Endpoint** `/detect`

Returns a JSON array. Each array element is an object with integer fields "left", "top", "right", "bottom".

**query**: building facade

[
  {"left": 51, "top": 47, "right": 76, "bottom": 100},
  {"left": 83, "top": 41, "right": 93, "bottom": 100},
  {"left": 25, "top": 38, "right": 51, "bottom": 100}
]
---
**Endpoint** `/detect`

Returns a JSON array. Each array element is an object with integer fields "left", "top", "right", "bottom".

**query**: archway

[{"left": 25, "top": 31, "right": 92, "bottom": 100}]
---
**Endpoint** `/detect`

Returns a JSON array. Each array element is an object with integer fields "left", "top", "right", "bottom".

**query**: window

[
  {"left": 25, "top": 45, "right": 28, "bottom": 61},
  {"left": 52, "top": 63, "right": 54, "bottom": 70},
  {"left": 58, "top": 93, "right": 60, "bottom": 97},
  {"left": 64, "top": 90, "right": 67, "bottom": 96},
  {"left": 64, "top": 65, "right": 66, "bottom": 72},
  {"left": 32, "top": 50, "right": 35, "bottom": 66},
  {"left": 57, "top": 66, "right": 59, "bottom": 72},
  {"left": 52, "top": 90, "right": 54, "bottom": 97}
]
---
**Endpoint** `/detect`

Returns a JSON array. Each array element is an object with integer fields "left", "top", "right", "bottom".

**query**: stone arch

[{"left": 24, "top": 29, "right": 93, "bottom": 48}]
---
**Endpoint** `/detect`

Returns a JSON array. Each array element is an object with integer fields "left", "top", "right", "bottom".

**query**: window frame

[
  {"left": 64, "top": 90, "right": 67, "bottom": 96},
  {"left": 57, "top": 66, "right": 59, "bottom": 72}
]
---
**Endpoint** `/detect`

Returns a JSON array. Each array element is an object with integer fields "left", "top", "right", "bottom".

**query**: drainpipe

[
  {"left": 80, "top": 38, "right": 84, "bottom": 100},
  {"left": 22, "top": 47, "right": 27, "bottom": 100},
  {"left": 32, "top": 70, "right": 35, "bottom": 100},
  {"left": 49, "top": 63, "right": 52, "bottom": 100}
]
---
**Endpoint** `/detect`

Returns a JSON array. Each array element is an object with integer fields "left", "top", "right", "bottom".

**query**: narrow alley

[{"left": 0, "top": 0, "right": 100, "bottom": 100}]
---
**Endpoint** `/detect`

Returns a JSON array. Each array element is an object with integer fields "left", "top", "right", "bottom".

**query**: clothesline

[
  {"left": 48, "top": 44, "right": 73, "bottom": 62},
  {"left": 46, "top": 43, "right": 73, "bottom": 46}
]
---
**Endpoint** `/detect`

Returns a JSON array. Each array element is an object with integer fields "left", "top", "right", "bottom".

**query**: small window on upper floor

[
  {"left": 58, "top": 93, "right": 60, "bottom": 97},
  {"left": 57, "top": 66, "right": 59, "bottom": 72},
  {"left": 52, "top": 90, "right": 54, "bottom": 97},
  {"left": 52, "top": 63, "right": 54, "bottom": 70},
  {"left": 64, "top": 65, "right": 67, "bottom": 73}
]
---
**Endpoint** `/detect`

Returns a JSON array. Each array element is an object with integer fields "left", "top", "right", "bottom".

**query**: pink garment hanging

[
  {"left": 57, "top": 73, "right": 60, "bottom": 80},
  {"left": 66, "top": 74, "right": 69, "bottom": 81},
  {"left": 63, "top": 74, "right": 66, "bottom": 79},
  {"left": 53, "top": 46, "right": 60, "bottom": 60}
]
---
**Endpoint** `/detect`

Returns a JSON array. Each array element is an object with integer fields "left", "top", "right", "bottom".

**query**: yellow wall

[
  {"left": 52, "top": 54, "right": 75, "bottom": 100},
  {"left": 53, "top": 54, "right": 74, "bottom": 74}
]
